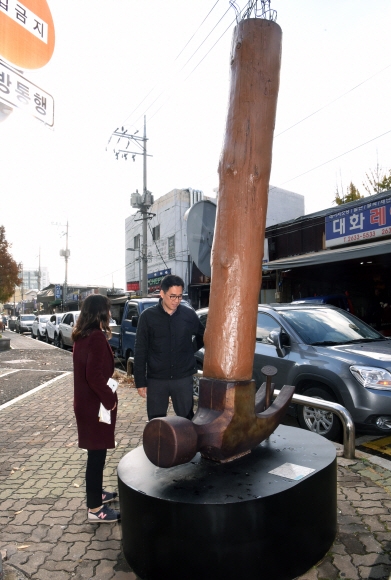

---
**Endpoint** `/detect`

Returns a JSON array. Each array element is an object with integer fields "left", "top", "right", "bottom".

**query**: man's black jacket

[{"left": 133, "top": 300, "right": 205, "bottom": 387}]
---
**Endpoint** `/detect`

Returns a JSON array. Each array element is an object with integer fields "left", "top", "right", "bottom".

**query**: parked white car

[
  {"left": 31, "top": 315, "right": 50, "bottom": 340},
  {"left": 46, "top": 313, "right": 65, "bottom": 344},
  {"left": 57, "top": 311, "right": 80, "bottom": 349}
]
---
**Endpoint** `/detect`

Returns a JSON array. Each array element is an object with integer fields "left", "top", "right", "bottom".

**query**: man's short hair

[{"left": 161, "top": 275, "right": 184, "bottom": 292}]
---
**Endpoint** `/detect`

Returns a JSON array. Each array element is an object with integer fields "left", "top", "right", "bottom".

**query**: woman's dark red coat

[{"left": 73, "top": 328, "right": 117, "bottom": 450}]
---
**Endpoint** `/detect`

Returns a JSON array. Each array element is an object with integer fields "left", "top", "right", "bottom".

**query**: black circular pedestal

[{"left": 118, "top": 425, "right": 337, "bottom": 580}]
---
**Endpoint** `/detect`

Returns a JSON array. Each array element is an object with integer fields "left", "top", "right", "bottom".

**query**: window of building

[
  {"left": 134, "top": 234, "right": 140, "bottom": 249},
  {"left": 168, "top": 235, "right": 175, "bottom": 259},
  {"left": 152, "top": 225, "right": 160, "bottom": 241}
]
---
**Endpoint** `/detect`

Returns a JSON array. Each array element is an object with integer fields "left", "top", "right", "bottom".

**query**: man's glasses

[{"left": 168, "top": 294, "right": 183, "bottom": 301}]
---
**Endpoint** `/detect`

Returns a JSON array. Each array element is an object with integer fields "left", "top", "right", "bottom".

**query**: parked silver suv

[
  {"left": 15, "top": 314, "right": 35, "bottom": 334},
  {"left": 195, "top": 304, "right": 391, "bottom": 441}
]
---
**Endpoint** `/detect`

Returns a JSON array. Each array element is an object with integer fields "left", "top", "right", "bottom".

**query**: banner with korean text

[{"left": 325, "top": 195, "right": 391, "bottom": 248}]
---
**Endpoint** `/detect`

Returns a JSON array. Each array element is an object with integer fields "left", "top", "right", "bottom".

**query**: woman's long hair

[{"left": 72, "top": 294, "right": 112, "bottom": 341}]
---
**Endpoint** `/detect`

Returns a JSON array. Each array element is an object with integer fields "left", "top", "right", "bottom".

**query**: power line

[
  {"left": 276, "top": 63, "right": 391, "bottom": 138},
  {"left": 120, "top": 1, "right": 235, "bottom": 130},
  {"left": 183, "top": 13, "right": 235, "bottom": 82},
  {"left": 275, "top": 128, "right": 391, "bottom": 188},
  {"left": 174, "top": 0, "right": 222, "bottom": 62},
  {"left": 179, "top": 3, "right": 232, "bottom": 75}
]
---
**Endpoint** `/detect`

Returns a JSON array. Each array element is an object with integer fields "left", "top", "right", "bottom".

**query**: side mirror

[
  {"left": 131, "top": 316, "right": 138, "bottom": 328},
  {"left": 70, "top": 322, "right": 74, "bottom": 327},
  {"left": 268, "top": 329, "right": 286, "bottom": 358}
]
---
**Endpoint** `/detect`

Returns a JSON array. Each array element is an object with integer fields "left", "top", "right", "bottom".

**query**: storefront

[{"left": 264, "top": 190, "right": 391, "bottom": 330}]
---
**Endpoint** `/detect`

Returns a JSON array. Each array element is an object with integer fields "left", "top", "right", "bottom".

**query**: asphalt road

[{"left": 0, "top": 329, "right": 73, "bottom": 406}]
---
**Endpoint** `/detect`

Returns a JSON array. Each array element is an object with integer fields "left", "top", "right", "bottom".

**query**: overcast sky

[{"left": 1, "top": 0, "right": 390, "bottom": 289}]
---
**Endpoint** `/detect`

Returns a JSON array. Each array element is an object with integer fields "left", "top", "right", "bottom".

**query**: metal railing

[
  {"left": 272, "top": 389, "right": 355, "bottom": 459},
  {"left": 127, "top": 360, "right": 355, "bottom": 459}
]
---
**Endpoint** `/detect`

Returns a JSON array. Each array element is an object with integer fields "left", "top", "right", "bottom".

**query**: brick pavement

[{"left": 0, "top": 334, "right": 391, "bottom": 579}]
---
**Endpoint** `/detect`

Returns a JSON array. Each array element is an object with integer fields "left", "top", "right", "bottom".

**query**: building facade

[
  {"left": 125, "top": 188, "right": 205, "bottom": 294},
  {"left": 264, "top": 189, "right": 391, "bottom": 330},
  {"left": 125, "top": 185, "right": 304, "bottom": 306},
  {"left": 21, "top": 267, "right": 50, "bottom": 291}
]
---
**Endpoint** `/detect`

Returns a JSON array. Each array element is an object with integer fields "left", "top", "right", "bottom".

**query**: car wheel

[
  {"left": 46, "top": 333, "right": 50, "bottom": 343},
  {"left": 37, "top": 331, "right": 42, "bottom": 341},
  {"left": 58, "top": 334, "right": 65, "bottom": 350},
  {"left": 297, "top": 386, "right": 342, "bottom": 442}
]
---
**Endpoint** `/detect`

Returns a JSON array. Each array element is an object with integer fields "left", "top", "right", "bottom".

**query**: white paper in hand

[
  {"left": 107, "top": 378, "right": 118, "bottom": 392},
  {"left": 98, "top": 403, "right": 111, "bottom": 424}
]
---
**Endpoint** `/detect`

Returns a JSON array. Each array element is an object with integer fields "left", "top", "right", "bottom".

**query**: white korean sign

[{"left": 0, "top": 59, "right": 54, "bottom": 125}]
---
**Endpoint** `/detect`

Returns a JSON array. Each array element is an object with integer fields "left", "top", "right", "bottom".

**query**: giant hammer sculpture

[{"left": 143, "top": 16, "right": 295, "bottom": 468}]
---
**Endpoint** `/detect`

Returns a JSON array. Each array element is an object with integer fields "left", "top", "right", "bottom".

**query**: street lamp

[{"left": 126, "top": 247, "right": 141, "bottom": 294}]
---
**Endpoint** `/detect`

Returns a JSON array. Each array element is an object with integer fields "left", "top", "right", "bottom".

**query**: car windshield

[
  {"left": 21, "top": 315, "right": 35, "bottom": 321},
  {"left": 39, "top": 316, "right": 49, "bottom": 322},
  {"left": 280, "top": 308, "right": 385, "bottom": 346}
]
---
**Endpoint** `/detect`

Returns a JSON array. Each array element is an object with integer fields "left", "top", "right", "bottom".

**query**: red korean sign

[
  {"left": 127, "top": 282, "right": 140, "bottom": 292},
  {"left": 0, "top": 0, "right": 55, "bottom": 69}
]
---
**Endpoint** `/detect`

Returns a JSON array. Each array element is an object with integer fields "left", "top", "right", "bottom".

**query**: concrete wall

[
  {"left": 266, "top": 186, "right": 305, "bottom": 228},
  {"left": 125, "top": 189, "right": 195, "bottom": 291}
]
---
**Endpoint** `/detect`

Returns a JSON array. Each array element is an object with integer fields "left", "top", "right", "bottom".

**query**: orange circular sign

[{"left": 0, "top": 0, "right": 55, "bottom": 69}]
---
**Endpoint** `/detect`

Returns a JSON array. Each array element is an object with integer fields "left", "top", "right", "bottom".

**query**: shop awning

[
  {"left": 49, "top": 299, "right": 62, "bottom": 306},
  {"left": 263, "top": 238, "right": 391, "bottom": 271}
]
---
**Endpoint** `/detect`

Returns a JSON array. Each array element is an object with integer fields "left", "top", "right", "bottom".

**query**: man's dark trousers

[{"left": 146, "top": 376, "right": 194, "bottom": 421}]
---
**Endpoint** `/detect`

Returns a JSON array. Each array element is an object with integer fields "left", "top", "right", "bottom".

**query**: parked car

[
  {"left": 46, "top": 313, "right": 65, "bottom": 344},
  {"left": 15, "top": 314, "right": 35, "bottom": 334},
  {"left": 195, "top": 303, "right": 391, "bottom": 441},
  {"left": 31, "top": 315, "right": 50, "bottom": 340},
  {"left": 291, "top": 294, "right": 350, "bottom": 311},
  {"left": 8, "top": 316, "right": 17, "bottom": 331},
  {"left": 57, "top": 311, "right": 81, "bottom": 349}
]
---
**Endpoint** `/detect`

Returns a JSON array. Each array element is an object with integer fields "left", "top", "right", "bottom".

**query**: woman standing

[{"left": 72, "top": 294, "right": 120, "bottom": 523}]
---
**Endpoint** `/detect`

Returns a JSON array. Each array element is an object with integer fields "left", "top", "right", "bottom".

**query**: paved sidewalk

[{"left": 0, "top": 335, "right": 391, "bottom": 579}]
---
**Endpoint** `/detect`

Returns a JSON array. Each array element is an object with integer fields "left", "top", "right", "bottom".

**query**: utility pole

[
  {"left": 20, "top": 262, "right": 24, "bottom": 314},
  {"left": 110, "top": 116, "right": 154, "bottom": 297},
  {"left": 38, "top": 248, "right": 41, "bottom": 290},
  {"left": 59, "top": 221, "right": 70, "bottom": 312},
  {"left": 37, "top": 248, "right": 41, "bottom": 312},
  {"left": 36, "top": 247, "right": 41, "bottom": 291}
]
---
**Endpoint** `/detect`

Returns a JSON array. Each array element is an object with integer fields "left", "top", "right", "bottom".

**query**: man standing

[{"left": 134, "top": 274, "right": 204, "bottom": 421}]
